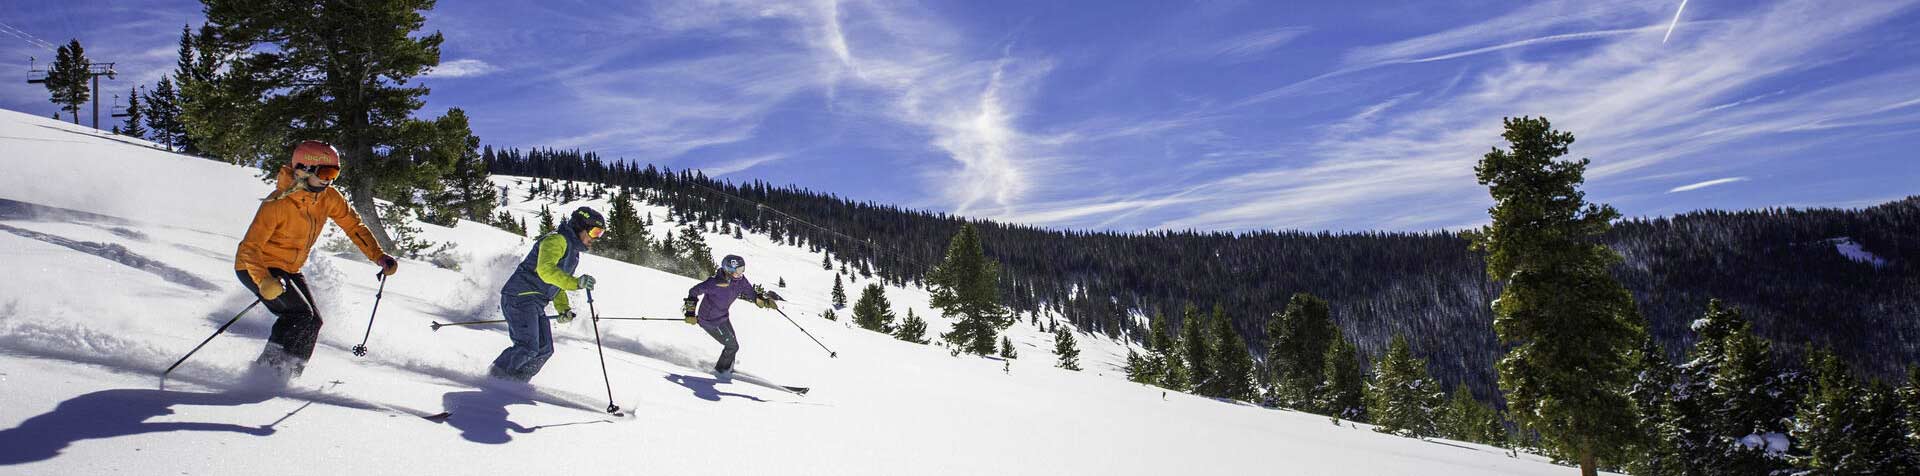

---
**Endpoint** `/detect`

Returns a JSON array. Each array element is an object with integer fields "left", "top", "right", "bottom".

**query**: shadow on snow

[{"left": 0, "top": 388, "right": 276, "bottom": 466}]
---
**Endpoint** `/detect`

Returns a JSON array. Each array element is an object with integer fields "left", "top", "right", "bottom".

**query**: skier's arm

[
  {"left": 534, "top": 234, "right": 578, "bottom": 311},
  {"left": 687, "top": 276, "right": 717, "bottom": 300},
  {"left": 236, "top": 203, "right": 284, "bottom": 285},
  {"left": 324, "top": 192, "right": 389, "bottom": 263},
  {"left": 734, "top": 277, "right": 758, "bottom": 302}
]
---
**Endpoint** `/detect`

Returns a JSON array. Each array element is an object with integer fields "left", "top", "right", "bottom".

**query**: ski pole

[
  {"left": 594, "top": 316, "right": 684, "bottom": 322},
  {"left": 161, "top": 298, "right": 263, "bottom": 387},
  {"left": 430, "top": 315, "right": 568, "bottom": 331},
  {"left": 430, "top": 319, "right": 503, "bottom": 330},
  {"left": 351, "top": 272, "right": 387, "bottom": 357},
  {"left": 585, "top": 289, "right": 621, "bottom": 415},
  {"left": 773, "top": 308, "right": 837, "bottom": 358}
]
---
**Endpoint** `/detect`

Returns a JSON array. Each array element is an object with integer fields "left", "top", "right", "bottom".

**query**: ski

[{"left": 726, "top": 370, "right": 811, "bottom": 397}]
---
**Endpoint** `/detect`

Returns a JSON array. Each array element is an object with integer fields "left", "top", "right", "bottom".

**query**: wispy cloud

[
  {"left": 1669, "top": 176, "right": 1748, "bottom": 193},
  {"left": 1200, "top": 26, "right": 1310, "bottom": 63},
  {"left": 700, "top": 153, "right": 787, "bottom": 176},
  {"left": 423, "top": 59, "right": 499, "bottom": 79},
  {"left": 798, "top": 0, "right": 1058, "bottom": 218},
  {"left": 1122, "top": 0, "right": 1920, "bottom": 231}
]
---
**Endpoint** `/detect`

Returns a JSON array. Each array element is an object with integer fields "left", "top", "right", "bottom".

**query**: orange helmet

[{"left": 291, "top": 140, "right": 342, "bottom": 180}]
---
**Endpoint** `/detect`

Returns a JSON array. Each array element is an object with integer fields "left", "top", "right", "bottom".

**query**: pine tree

[
  {"left": 778, "top": 277, "right": 787, "bottom": 288},
  {"left": 1669, "top": 300, "right": 1739, "bottom": 474},
  {"left": 159, "top": 24, "right": 206, "bottom": 154},
  {"left": 894, "top": 308, "right": 929, "bottom": 344},
  {"left": 45, "top": 40, "right": 90, "bottom": 125},
  {"left": 1053, "top": 327, "right": 1080, "bottom": 371},
  {"left": 120, "top": 86, "right": 146, "bottom": 139},
  {"left": 676, "top": 223, "right": 714, "bottom": 272},
  {"left": 491, "top": 209, "right": 524, "bottom": 236},
  {"left": 1125, "top": 349, "right": 1154, "bottom": 383},
  {"left": 1468, "top": 117, "right": 1644, "bottom": 475},
  {"left": 1904, "top": 367, "right": 1920, "bottom": 453},
  {"left": 931, "top": 224, "right": 1010, "bottom": 355},
  {"left": 1180, "top": 304, "right": 1213, "bottom": 394},
  {"left": 831, "top": 274, "right": 848, "bottom": 309},
  {"left": 1368, "top": 334, "right": 1441, "bottom": 438},
  {"left": 822, "top": 252, "right": 832, "bottom": 270},
  {"left": 603, "top": 189, "right": 650, "bottom": 261},
  {"left": 1853, "top": 382, "right": 1920, "bottom": 474},
  {"left": 1148, "top": 312, "right": 1182, "bottom": 390},
  {"left": 1209, "top": 304, "right": 1257, "bottom": 401},
  {"left": 821, "top": 309, "right": 838, "bottom": 321},
  {"left": 194, "top": 0, "right": 445, "bottom": 251},
  {"left": 537, "top": 206, "right": 555, "bottom": 235},
  {"left": 1268, "top": 292, "right": 1335, "bottom": 407},
  {"left": 1315, "top": 326, "right": 1367, "bottom": 422},
  {"left": 852, "top": 283, "right": 896, "bottom": 333},
  {"left": 422, "top": 109, "right": 494, "bottom": 225},
  {"left": 1439, "top": 385, "right": 1503, "bottom": 445},
  {"left": 1709, "top": 318, "right": 1794, "bottom": 474},
  {"left": 1666, "top": 300, "right": 1796, "bottom": 475},
  {"left": 1795, "top": 348, "right": 1860, "bottom": 473},
  {"left": 1000, "top": 336, "right": 1018, "bottom": 359},
  {"left": 1625, "top": 336, "right": 1680, "bottom": 476}
]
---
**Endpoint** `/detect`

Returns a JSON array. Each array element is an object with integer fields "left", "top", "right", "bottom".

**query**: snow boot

[{"left": 254, "top": 344, "right": 306, "bottom": 380}]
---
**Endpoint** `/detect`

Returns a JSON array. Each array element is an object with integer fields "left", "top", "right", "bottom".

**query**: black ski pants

[{"left": 235, "top": 269, "right": 322, "bottom": 361}]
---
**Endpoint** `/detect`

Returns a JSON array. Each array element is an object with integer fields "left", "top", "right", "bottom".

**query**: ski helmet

[
  {"left": 720, "top": 255, "right": 745, "bottom": 274},
  {"left": 291, "top": 140, "right": 342, "bottom": 181},
  {"left": 570, "top": 206, "right": 606, "bottom": 232}
]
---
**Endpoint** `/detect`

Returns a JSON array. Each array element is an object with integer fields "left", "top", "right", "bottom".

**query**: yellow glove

[
  {"left": 257, "top": 278, "right": 285, "bottom": 301},
  {"left": 684, "top": 315, "right": 698, "bottom": 325},
  {"left": 754, "top": 297, "right": 778, "bottom": 310}
]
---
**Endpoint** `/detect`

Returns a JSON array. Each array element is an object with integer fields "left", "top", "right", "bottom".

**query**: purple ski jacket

[{"left": 687, "top": 272, "right": 763, "bottom": 324}]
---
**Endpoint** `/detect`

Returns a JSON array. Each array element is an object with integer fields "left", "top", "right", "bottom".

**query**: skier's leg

[
  {"left": 521, "top": 308, "right": 556, "bottom": 379},
  {"left": 238, "top": 270, "right": 316, "bottom": 375},
  {"left": 275, "top": 273, "right": 323, "bottom": 362},
  {"left": 489, "top": 296, "right": 546, "bottom": 379},
  {"left": 701, "top": 320, "right": 740, "bottom": 373}
]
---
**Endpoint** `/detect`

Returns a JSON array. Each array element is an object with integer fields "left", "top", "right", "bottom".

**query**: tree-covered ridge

[{"left": 485, "top": 147, "right": 1919, "bottom": 397}]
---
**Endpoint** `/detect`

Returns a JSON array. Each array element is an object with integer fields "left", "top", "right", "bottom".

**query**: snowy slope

[
  {"left": 1828, "top": 237, "right": 1889, "bottom": 268},
  {"left": 0, "top": 108, "right": 1596, "bottom": 475}
]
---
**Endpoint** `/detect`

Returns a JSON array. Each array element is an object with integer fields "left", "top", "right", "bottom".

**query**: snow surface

[
  {"left": 1828, "top": 237, "right": 1889, "bottom": 268},
  {"left": 0, "top": 108, "right": 1599, "bottom": 475}
]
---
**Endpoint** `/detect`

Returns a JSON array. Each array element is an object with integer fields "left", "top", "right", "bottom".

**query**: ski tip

[{"left": 422, "top": 412, "right": 453, "bottom": 422}]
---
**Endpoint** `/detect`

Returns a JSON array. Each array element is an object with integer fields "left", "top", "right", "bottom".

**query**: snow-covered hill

[{"left": 0, "top": 108, "right": 1593, "bottom": 475}]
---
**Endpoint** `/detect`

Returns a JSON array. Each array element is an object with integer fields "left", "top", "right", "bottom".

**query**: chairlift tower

[{"left": 25, "top": 57, "right": 117, "bottom": 129}]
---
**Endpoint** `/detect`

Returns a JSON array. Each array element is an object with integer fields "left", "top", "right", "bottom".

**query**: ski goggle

[
  {"left": 585, "top": 226, "right": 605, "bottom": 239},
  {"left": 294, "top": 163, "right": 341, "bottom": 181},
  {"left": 723, "top": 263, "right": 744, "bottom": 274}
]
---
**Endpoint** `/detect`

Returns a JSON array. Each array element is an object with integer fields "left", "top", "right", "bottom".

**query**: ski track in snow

[{"left": 0, "top": 108, "right": 1605, "bottom": 475}]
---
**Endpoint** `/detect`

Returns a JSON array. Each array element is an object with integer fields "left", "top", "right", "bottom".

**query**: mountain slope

[
  {"left": 485, "top": 147, "right": 1920, "bottom": 396},
  {"left": 0, "top": 108, "right": 1595, "bottom": 475}
]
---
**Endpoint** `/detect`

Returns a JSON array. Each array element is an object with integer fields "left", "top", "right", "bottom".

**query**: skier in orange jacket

[{"left": 234, "top": 140, "right": 398, "bottom": 378}]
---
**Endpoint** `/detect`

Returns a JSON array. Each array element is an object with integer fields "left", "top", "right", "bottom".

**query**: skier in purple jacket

[{"left": 684, "top": 254, "right": 780, "bottom": 379}]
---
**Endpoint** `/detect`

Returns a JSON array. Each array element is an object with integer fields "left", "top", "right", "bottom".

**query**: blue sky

[{"left": 4, "top": 0, "right": 1917, "bottom": 232}]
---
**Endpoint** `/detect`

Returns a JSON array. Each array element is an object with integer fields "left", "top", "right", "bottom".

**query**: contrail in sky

[{"left": 1663, "top": 0, "right": 1691, "bottom": 43}]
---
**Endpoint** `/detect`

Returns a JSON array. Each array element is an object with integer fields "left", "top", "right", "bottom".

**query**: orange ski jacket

[{"left": 233, "top": 166, "right": 387, "bottom": 286}]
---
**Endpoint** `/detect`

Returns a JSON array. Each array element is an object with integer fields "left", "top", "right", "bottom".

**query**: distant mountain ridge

[{"left": 487, "top": 147, "right": 1918, "bottom": 398}]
